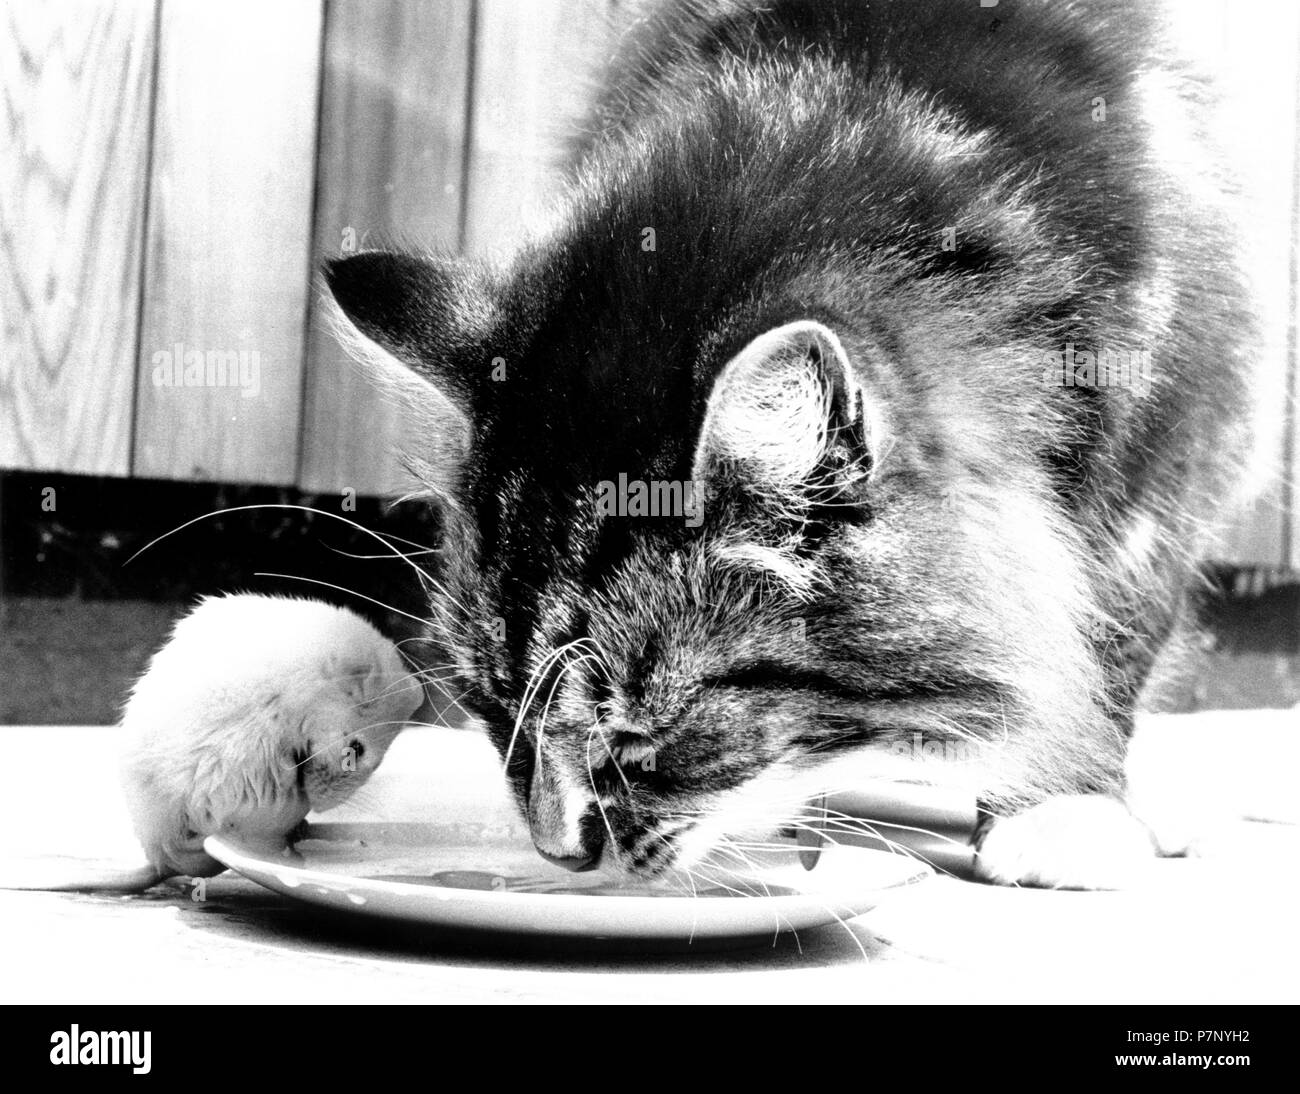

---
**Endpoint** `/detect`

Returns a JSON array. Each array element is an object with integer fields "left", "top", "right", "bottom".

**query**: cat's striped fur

[{"left": 326, "top": 0, "right": 1255, "bottom": 881}]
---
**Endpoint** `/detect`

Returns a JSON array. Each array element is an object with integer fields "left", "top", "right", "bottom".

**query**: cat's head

[{"left": 324, "top": 239, "right": 1114, "bottom": 877}]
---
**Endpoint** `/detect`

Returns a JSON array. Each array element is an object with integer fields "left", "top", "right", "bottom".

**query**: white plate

[{"left": 204, "top": 825, "right": 931, "bottom": 946}]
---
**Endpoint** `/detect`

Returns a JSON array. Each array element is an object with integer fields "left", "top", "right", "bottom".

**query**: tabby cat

[{"left": 325, "top": 0, "right": 1255, "bottom": 886}]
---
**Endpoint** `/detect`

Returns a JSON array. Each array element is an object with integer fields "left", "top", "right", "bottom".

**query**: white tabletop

[{"left": 1, "top": 715, "right": 1297, "bottom": 1004}]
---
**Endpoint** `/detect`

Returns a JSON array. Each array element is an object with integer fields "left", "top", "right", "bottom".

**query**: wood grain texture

[
  {"left": 1182, "top": 0, "right": 1300, "bottom": 566},
  {"left": 0, "top": 0, "right": 156, "bottom": 476},
  {"left": 298, "top": 0, "right": 472, "bottom": 497},
  {"left": 462, "top": 0, "right": 618, "bottom": 257},
  {"left": 1290, "top": 227, "right": 1298, "bottom": 570},
  {"left": 132, "top": 0, "right": 322, "bottom": 485}
]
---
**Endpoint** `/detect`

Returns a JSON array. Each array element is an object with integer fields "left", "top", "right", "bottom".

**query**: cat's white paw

[{"left": 974, "top": 795, "right": 1158, "bottom": 889}]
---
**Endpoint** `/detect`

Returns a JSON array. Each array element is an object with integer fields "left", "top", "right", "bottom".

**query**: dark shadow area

[
  {"left": 2, "top": 471, "right": 1298, "bottom": 722},
  {"left": 50, "top": 874, "right": 887, "bottom": 971},
  {"left": 0, "top": 469, "right": 442, "bottom": 723}
]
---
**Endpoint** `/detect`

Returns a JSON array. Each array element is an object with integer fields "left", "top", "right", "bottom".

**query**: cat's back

[
  {"left": 569, "top": 0, "right": 1251, "bottom": 475},
  {"left": 576, "top": 0, "right": 1212, "bottom": 265},
  {"left": 584, "top": 0, "right": 1166, "bottom": 145}
]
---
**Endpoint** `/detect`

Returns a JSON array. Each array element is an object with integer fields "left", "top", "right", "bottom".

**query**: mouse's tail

[{"left": 0, "top": 861, "right": 168, "bottom": 893}]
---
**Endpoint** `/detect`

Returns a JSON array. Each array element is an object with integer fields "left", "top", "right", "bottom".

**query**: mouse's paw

[
  {"left": 264, "top": 841, "right": 305, "bottom": 865},
  {"left": 974, "top": 795, "right": 1157, "bottom": 890},
  {"left": 229, "top": 834, "right": 302, "bottom": 864}
]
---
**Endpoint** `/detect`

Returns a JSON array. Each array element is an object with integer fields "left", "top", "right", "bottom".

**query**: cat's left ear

[
  {"left": 323, "top": 250, "right": 493, "bottom": 420},
  {"left": 691, "top": 320, "right": 877, "bottom": 502}
]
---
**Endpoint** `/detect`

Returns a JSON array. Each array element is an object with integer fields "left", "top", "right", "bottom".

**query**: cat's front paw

[{"left": 974, "top": 795, "right": 1157, "bottom": 889}]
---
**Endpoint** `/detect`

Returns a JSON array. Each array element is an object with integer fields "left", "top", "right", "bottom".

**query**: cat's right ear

[
  {"left": 323, "top": 250, "right": 492, "bottom": 420},
  {"left": 691, "top": 320, "right": 881, "bottom": 504}
]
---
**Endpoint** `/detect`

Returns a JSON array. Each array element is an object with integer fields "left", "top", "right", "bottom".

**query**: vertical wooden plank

[
  {"left": 1177, "top": 1, "right": 1300, "bottom": 566},
  {"left": 1288, "top": 108, "right": 1300, "bottom": 573},
  {"left": 463, "top": 0, "right": 618, "bottom": 257},
  {"left": 133, "top": 0, "right": 322, "bottom": 485},
  {"left": 0, "top": 0, "right": 156, "bottom": 475},
  {"left": 298, "top": 0, "right": 472, "bottom": 497},
  {"left": 1226, "top": 2, "right": 1299, "bottom": 568},
  {"left": 1285, "top": 19, "right": 1300, "bottom": 572}
]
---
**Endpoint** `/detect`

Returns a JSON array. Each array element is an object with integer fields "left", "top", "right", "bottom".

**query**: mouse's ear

[
  {"left": 327, "top": 655, "right": 379, "bottom": 704},
  {"left": 323, "top": 250, "right": 496, "bottom": 422}
]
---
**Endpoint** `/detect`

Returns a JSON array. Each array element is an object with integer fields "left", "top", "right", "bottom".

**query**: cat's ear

[
  {"left": 323, "top": 250, "right": 492, "bottom": 419},
  {"left": 691, "top": 320, "right": 876, "bottom": 503}
]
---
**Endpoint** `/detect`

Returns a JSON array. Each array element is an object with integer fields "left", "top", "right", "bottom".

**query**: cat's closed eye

[{"left": 599, "top": 731, "right": 657, "bottom": 771}]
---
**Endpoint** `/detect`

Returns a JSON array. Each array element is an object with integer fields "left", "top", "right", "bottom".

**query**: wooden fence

[{"left": 1, "top": 0, "right": 1296, "bottom": 566}]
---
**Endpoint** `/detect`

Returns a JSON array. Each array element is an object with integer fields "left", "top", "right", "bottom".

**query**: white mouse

[{"left": 4, "top": 593, "right": 421, "bottom": 892}]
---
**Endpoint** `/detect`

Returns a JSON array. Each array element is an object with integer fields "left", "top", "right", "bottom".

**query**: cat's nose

[
  {"left": 528, "top": 816, "right": 605, "bottom": 873},
  {"left": 535, "top": 848, "right": 599, "bottom": 872},
  {"left": 528, "top": 755, "right": 605, "bottom": 870}
]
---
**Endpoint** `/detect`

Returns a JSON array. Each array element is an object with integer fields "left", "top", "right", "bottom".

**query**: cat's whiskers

[
  {"left": 784, "top": 815, "right": 914, "bottom": 863},
  {"left": 410, "top": 670, "right": 473, "bottom": 727},
  {"left": 428, "top": 685, "right": 476, "bottom": 726},
  {"left": 641, "top": 820, "right": 696, "bottom": 886},
  {"left": 584, "top": 722, "right": 621, "bottom": 858},
  {"left": 126, "top": 504, "right": 476, "bottom": 722},
  {"left": 535, "top": 649, "right": 603, "bottom": 760},
  {"left": 393, "top": 636, "right": 444, "bottom": 655},
  {"left": 252, "top": 572, "right": 430, "bottom": 628},
  {"left": 759, "top": 872, "right": 867, "bottom": 963},
  {"left": 658, "top": 788, "right": 969, "bottom": 881},
  {"left": 344, "top": 673, "right": 431, "bottom": 712},
  {"left": 408, "top": 664, "right": 461, "bottom": 681},
  {"left": 406, "top": 666, "right": 462, "bottom": 686},
  {"left": 588, "top": 713, "right": 632, "bottom": 795},
  {"left": 709, "top": 840, "right": 776, "bottom": 899},
  {"left": 125, "top": 503, "right": 442, "bottom": 589},
  {"left": 504, "top": 644, "right": 570, "bottom": 770},
  {"left": 702, "top": 844, "right": 808, "bottom": 953},
  {"left": 412, "top": 569, "right": 475, "bottom": 629},
  {"left": 719, "top": 828, "right": 877, "bottom": 962},
  {"left": 673, "top": 859, "right": 700, "bottom": 904},
  {"left": 507, "top": 640, "right": 591, "bottom": 761},
  {"left": 502, "top": 637, "right": 603, "bottom": 772},
  {"left": 816, "top": 804, "right": 971, "bottom": 850},
  {"left": 684, "top": 855, "right": 766, "bottom": 901},
  {"left": 801, "top": 730, "right": 870, "bottom": 755},
  {"left": 636, "top": 818, "right": 851, "bottom": 955},
  {"left": 651, "top": 836, "right": 708, "bottom": 928},
  {"left": 290, "top": 716, "right": 418, "bottom": 769},
  {"left": 690, "top": 860, "right": 789, "bottom": 950},
  {"left": 325, "top": 544, "right": 442, "bottom": 561},
  {"left": 127, "top": 500, "right": 480, "bottom": 643}
]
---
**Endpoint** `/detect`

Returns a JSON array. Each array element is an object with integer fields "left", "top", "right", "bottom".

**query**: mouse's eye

[{"left": 347, "top": 739, "right": 365, "bottom": 761}]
